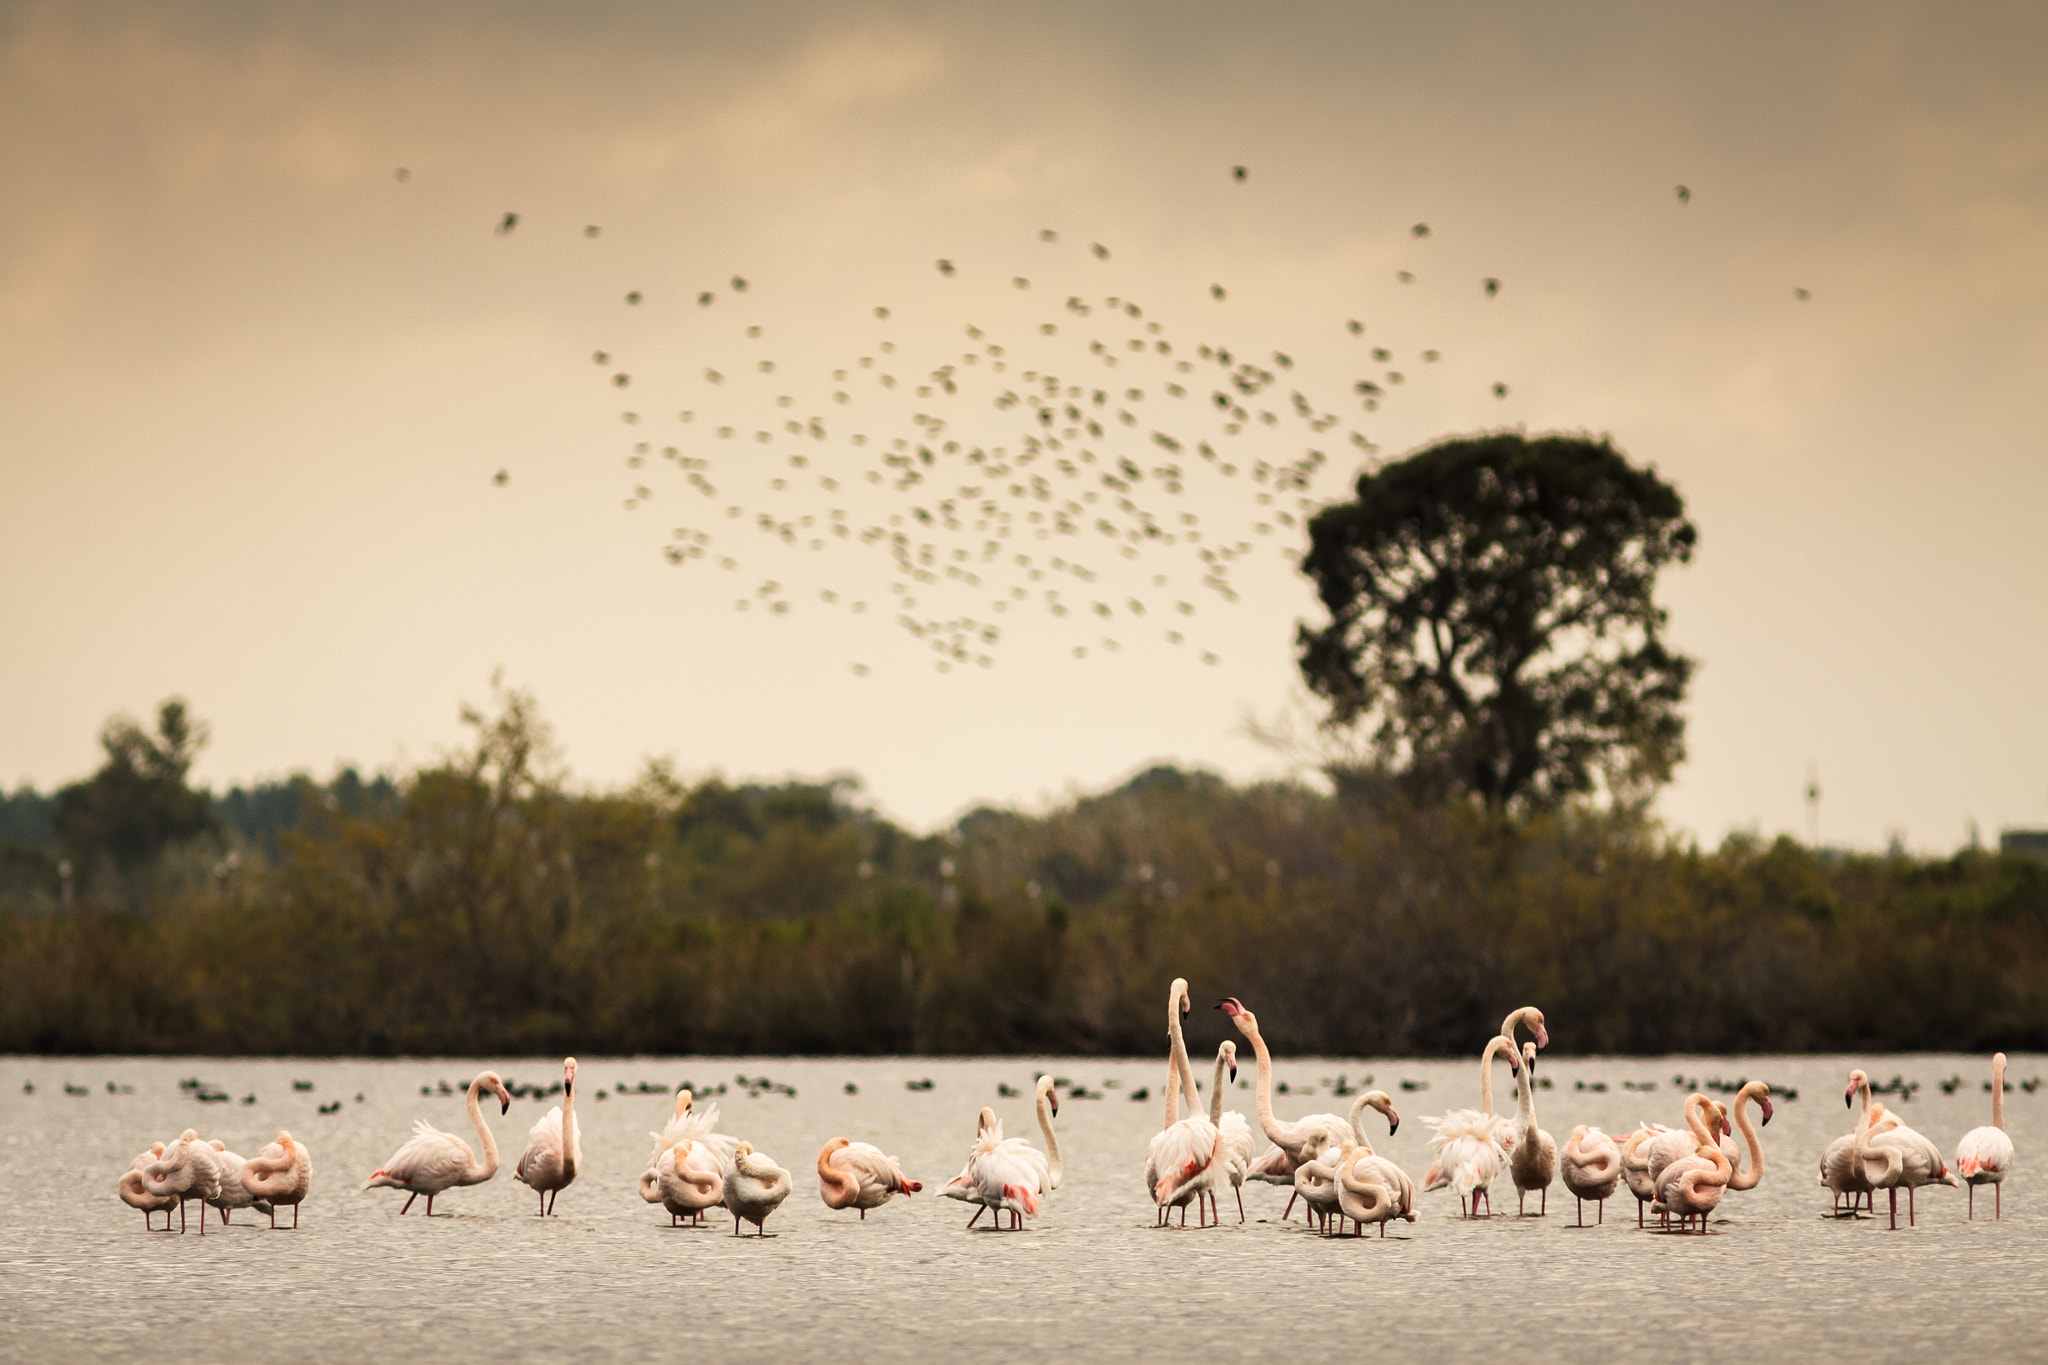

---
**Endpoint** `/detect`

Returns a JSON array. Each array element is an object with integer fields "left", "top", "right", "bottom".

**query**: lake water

[{"left": 1, "top": 1053, "right": 2040, "bottom": 1363}]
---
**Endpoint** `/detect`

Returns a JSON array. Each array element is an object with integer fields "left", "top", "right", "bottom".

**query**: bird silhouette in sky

[
  {"left": 493, "top": 469, "right": 509, "bottom": 485},
  {"left": 1676, "top": 185, "right": 1690, "bottom": 205},
  {"left": 1233, "top": 165, "right": 1247, "bottom": 182},
  {"left": 1794, "top": 287, "right": 1811, "bottom": 300},
  {"left": 497, "top": 212, "right": 518, "bottom": 234},
  {"left": 1483, "top": 277, "right": 1500, "bottom": 297}
]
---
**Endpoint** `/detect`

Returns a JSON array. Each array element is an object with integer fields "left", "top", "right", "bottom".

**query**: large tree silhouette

[
  {"left": 53, "top": 699, "right": 217, "bottom": 873},
  {"left": 1298, "top": 433, "right": 1696, "bottom": 810}
]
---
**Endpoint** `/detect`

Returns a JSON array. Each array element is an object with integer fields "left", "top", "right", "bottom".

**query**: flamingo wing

[{"left": 373, "top": 1123, "right": 475, "bottom": 1191}]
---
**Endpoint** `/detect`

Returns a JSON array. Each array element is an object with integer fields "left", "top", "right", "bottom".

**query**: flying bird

[
  {"left": 1794, "top": 287, "right": 1811, "bottom": 300},
  {"left": 493, "top": 469, "right": 509, "bottom": 486},
  {"left": 1676, "top": 185, "right": 1690, "bottom": 204},
  {"left": 1091, "top": 243, "right": 1110, "bottom": 260},
  {"left": 1232, "top": 165, "right": 1246, "bottom": 181},
  {"left": 625, "top": 291, "right": 641, "bottom": 305},
  {"left": 1483, "top": 277, "right": 1500, "bottom": 297},
  {"left": 394, "top": 168, "right": 409, "bottom": 183},
  {"left": 936, "top": 259, "right": 956, "bottom": 276},
  {"left": 585, "top": 225, "right": 601, "bottom": 237},
  {"left": 496, "top": 212, "right": 518, "bottom": 234},
  {"left": 1411, "top": 222, "right": 1429, "bottom": 237},
  {"left": 1493, "top": 382, "right": 1509, "bottom": 398},
  {"left": 1210, "top": 284, "right": 1226, "bottom": 300}
]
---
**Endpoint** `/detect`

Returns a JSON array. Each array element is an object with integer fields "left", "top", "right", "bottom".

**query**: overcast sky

[{"left": 3, "top": 1, "right": 2043, "bottom": 849}]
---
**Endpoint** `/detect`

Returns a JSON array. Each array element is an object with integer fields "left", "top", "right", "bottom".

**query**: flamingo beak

[
  {"left": 1229, "top": 1064, "right": 1238, "bottom": 1085},
  {"left": 1534, "top": 1023, "right": 1550, "bottom": 1049},
  {"left": 1760, "top": 1099, "right": 1775, "bottom": 1126},
  {"left": 1388, "top": 1114, "right": 1400, "bottom": 1136},
  {"left": 1050, "top": 1097, "right": 1059, "bottom": 1117},
  {"left": 1844, "top": 1090, "right": 1854, "bottom": 1109}
]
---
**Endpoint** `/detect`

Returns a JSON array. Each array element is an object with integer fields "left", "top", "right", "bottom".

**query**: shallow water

[{"left": 1, "top": 1052, "right": 2040, "bottom": 1364}]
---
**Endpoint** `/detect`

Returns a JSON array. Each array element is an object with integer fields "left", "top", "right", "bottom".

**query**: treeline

[{"left": 4, "top": 693, "right": 2046, "bottom": 1057}]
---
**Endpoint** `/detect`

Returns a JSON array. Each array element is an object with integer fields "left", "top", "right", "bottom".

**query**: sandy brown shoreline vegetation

[{"left": 3, "top": 691, "right": 2044, "bottom": 1059}]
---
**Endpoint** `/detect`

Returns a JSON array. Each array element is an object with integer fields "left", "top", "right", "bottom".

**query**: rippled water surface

[{"left": 2, "top": 1053, "right": 2042, "bottom": 1363}]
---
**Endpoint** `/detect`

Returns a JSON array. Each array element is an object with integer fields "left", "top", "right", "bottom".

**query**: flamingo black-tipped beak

[
  {"left": 1844, "top": 1091, "right": 1854, "bottom": 1109},
  {"left": 1760, "top": 1101, "right": 1775, "bottom": 1126},
  {"left": 1050, "top": 1098, "right": 1059, "bottom": 1117},
  {"left": 1535, "top": 1024, "right": 1550, "bottom": 1049},
  {"left": 1388, "top": 1117, "right": 1400, "bottom": 1136},
  {"left": 1229, "top": 1065, "right": 1238, "bottom": 1084}
]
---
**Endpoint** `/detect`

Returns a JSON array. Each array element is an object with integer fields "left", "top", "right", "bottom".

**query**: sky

[{"left": 2, "top": 1, "right": 2044, "bottom": 850}]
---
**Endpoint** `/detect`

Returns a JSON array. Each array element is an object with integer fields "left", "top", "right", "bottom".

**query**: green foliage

[
  {"left": 3, "top": 691, "right": 2046, "bottom": 1056},
  {"left": 1299, "top": 432, "right": 1696, "bottom": 810},
  {"left": 52, "top": 699, "right": 219, "bottom": 879}
]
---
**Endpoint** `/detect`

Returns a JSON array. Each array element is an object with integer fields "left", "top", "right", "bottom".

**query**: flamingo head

[
  {"left": 1170, "top": 977, "right": 1191, "bottom": 1020},
  {"left": 1522, "top": 1041, "right": 1539, "bottom": 1076},
  {"left": 976, "top": 1106, "right": 999, "bottom": 1137},
  {"left": 563, "top": 1058, "right": 578, "bottom": 1097},
  {"left": 211, "top": 1140, "right": 227, "bottom": 1151},
  {"left": 275, "top": 1131, "right": 295, "bottom": 1153},
  {"left": 1217, "top": 997, "right": 1257, "bottom": 1035},
  {"left": 675, "top": 1088, "right": 694, "bottom": 1118},
  {"left": 733, "top": 1141, "right": 754, "bottom": 1160},
  {"left": 481, "top": 1071, "right": 512, "bottom": 1114},
  {"left": 1755, "top": 1085, "right": 1774, "bottom": 1127},
  {"left": 179, "top": 1129, "right": 199, "bottom": 1144},
  {"left": 150, "top": 1142, "right": 166, "bottom": 1158},
  {"left": 1844, "top": 1070, "right": 1867, "bottom": 1109},
  {"left": 1038, "top": 1076, "right": 1059, "bottom": 1117},
  {"left": 1527, "top": 1009, "right": 1550, "bottom": 1050},
  {"left": 1221, "top": 1040, "right": 1238, "bottom": 1085},
  {"left": 1365, "top": 1091, "right": 1399, "bottom": 1135}
]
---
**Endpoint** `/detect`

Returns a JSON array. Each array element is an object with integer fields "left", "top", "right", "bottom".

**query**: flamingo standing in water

[
  {"left": 639, "top": 1089, "right": 736, "bottom": 1225},
  {"left": 1208, "top": 1041, "right": 1256, "bottom": 1222},
  {"left": 514, "top": 1057, "right": 581, "bottom": 1216},
  {"left": 1954, "top": 1052, "right": 2014, "bottom": 1220},
  {"left": 1820, "top": 1070, "right": 1897, "bottom": 1215},
  {"left": 118, "top": 1142, "right": 175, "bottom": 1230},
  {"left": 201, "top": 1141, "right": 272, "bottom": 1226},
  {"left": 1507, "top": 1042, "right": 1557, "bottom": 1215},
  {"left": 1216, "top": 996, "right": 1397, "bottom": 1222},
  {"left": 1291, "top": 1091, "right": 1403, "bottom": 1232},
  {"left": 1641, "top": 1095, "right": 1730, "bottom": 1221},
  {"left": 951, "top": 1076, "right": 1061, "bottom": 1229},
  {"left": 1854, "top": 1070, "right": 1958, "bottom": 1228},
  {"left": 644, "top": 1140, "right": 724, "bottom": 1225},
  {"left": 238, "top": 1132, "right": 310, "bottom": 1228},
  {"left": 1651, "top": 1106, "right": 1732, "bottom": 1233},
  {"left": 1149, "top": 979, "right": 1224, "bottom": 1227},
  {"left": 140, "top": 1130, "right": 223, "bottom": 1235},
  {"left": 817, "top": 1137, "right": 921, "bottom": 1217},
  {"left": 1422, "top": 1036, "right": 1519, "bottom": 1218},
  {"left": 363, "top": 1070, "right": 513, "bottom": 1215},
  {"left": 1619, "top": 1123, "right": 1670, "bottom": 1226},
  {"left": 1560, "top": 1126, "right": 1620, "bottom": 1225},
  {"left": 722, "top": 1142, "right": 793, "bottom": 1235}
]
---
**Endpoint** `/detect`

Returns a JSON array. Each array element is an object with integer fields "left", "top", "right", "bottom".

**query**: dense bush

[{"left": 3, "top": 691, "right": 2044, "bottom": 1057}]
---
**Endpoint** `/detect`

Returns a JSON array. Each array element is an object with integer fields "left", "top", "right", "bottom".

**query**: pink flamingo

[
  {"left": 1560, "top": 1126, "right": 1621, "bottom": 1225},
  {"left": 817, "top": 1137, "right": 921, "bottom": 1218},
  {"left": 364, "top": 1070, "right": 514, "bottom": 1215},
  {"left": 513, "top": 1057, "right": 581, "bottom": 1216},
  {"left": 1954, "top": 1052, "right": 2014, "bottom": 1220},
  {"left": 239, "top": 1131, "right": 310, "bottom": 1228}
]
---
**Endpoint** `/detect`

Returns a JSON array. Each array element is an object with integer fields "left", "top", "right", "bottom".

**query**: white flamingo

[
  {"left": 1500, "top": 1005, "right": 1550, "bottom": 1054},
  {"left": 238, "top": 1131, "right": 312, "bottom": 1228},
  {"left": 817, "top": 1136, "right": 921, "bottom": 1217},
  {"left": 1619, "top": 1123, "right": 1670, "bottom": 1226},
  {"left": 1304, "top": 1140, "right": 1417, "bottom": 1238},
  {"left": 1291, "top": 1091, "right": 1402, "bottom": 1232},
  {"left": 1209, "top": 1041, "right": 1256, "bottom": 1222},
  {"left": 140, "top": 1130, "right": 223, "bottom": 1235},
  {"left": 117, "top": 1142, "right": 175, "bottom": 1231},
  {"left": 643, "top": 1139, "right": 724, "bottom": 1225},
  {"left": 201, "top": 1141, "right": 272, "bottom": 1225},
  {"left": 639, "top": 1088, "right": 736, "bottom": 1225},
  {"left": 1642, "top": 1096, "right": 1729, "bottom": 1199},
  {"left": 1216, "top": 996, "right": 1397, "bottom": 1221},
  {"left": 950, "top": 1076, "right": 1061, "bottom": 1229},
  {"left": 722, "top": 1142, "right": 793, "bottom": 1235},
  {"left": 1855, "top": 1071, "right": 1959, "bottom": 1229},
  {"left": 363, "top": 1070, "right": 513, "bottom": 1215},
  {"left": 514, "top": 1057, "right": 581, "bottom": 1216},
  {"left": 1507, "top": 1041, "right": 1556, "bottom": 1215},
  {"left": 940, "top": 1106, "right": 1005, "bottom": 1224},
  {"left": 1651, "top": 1108, "right": 1732, "bottom": 1234},
  {"left": 1955, "top": 1052, "right": 2015, "bottom": 1220},
  {"left": 1560, "top": 1126, "right": 1620, "bottom": 1225},
  {"left": 1422, "top": 1035, "right": 1519, "bottom": 1218},
  {"left": 1148, "top": 978, "right": 1223, "bottom": 1227}
]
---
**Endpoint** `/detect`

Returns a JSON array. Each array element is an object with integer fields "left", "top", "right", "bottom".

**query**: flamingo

[
  {"left": 118, "top": 1142, "right": 175, "bottom": 1230},
  {"left": 237, "top": 1132, "right": 310, "bottom": 1228},
  {"left": 1290, "top": 1091, "right": 1403, "bottom": 1232},
  {"left": 1560, "top": 1126, "right": 1620, "bottom": 1225},
  {"left": 200, "top": 1141, "right": 272, "bottom": 1226},
  {"left": 643, "top": 1139, "right": 724, "bottom": 1225},
  {"left": 363, "top": 1069, "right": 513, "bottom": 1215},
  {"left": 1320, "top": 1142, "right": 1417, "bottom": 1238},
  {"left": 140, "top": 1130, "right": 223, "bottom": 1235},
  {"left": 1209, "top": 1041, "right": 1256, "bottom": 1222},
  {"left": 514, "top": 1057, "right": 581, "bottom": 1216},
  {"left": 722, "top": 1142, "right": 793, "bottom": 1236},
  {"left": 1618, "top": 1124, "right": 1670, "bottom": 1226},
  {"left": 1954, "top": 1052, "right": 2014, "bottom": 1220},
  {"left": 1149, "top": 978, "right": 1223, "bottom": 1227},
  {"left": 1216, "top": 996, "right": 1397, "bottom": 1220},
  {"left": 941, "top": 1107, "right": 1006, "bottom": 1224},
  {"left": 1507, "top": 1041, "right": 1557, "bottom": 1215},
  {"left": 1651, "top": 1115, "right": 1732, "bottom": 1233},
  {"left": 639, "top": 1089, "right": 736, "bottom": 1225},
  {"left": 1855, "top": 1071, "right": 1959, "bottom": 1229},
  {"left": 1820, "top": 1070, "right": 1897, "bottom": 1215},
  {"left": 951, "top": 1077, "right": 1061, "bottom": 1229},
  {"left": 1421, "top": 1035, "right": 1519, "bottom": 1218},
  {"left": 1722, "top": 1082, "right": 1772, "bottom": 1196},
  {"left": 1642, "top": 1096, "right": 1729, "bottom": 1199},
  {"left": 817, "top": 1136, "right": 921, "bottom": 1217}
]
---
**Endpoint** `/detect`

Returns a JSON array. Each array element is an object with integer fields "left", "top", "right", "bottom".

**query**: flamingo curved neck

[
  {"left": 466, "top": 1075, "right": 499, "bottom": 1182},
  {"left": 818, "top": 1142, "right": 858, "bottom": 1207},
  {"left": 1239, "top": 1021, "right": 1296, "bottom": 1151},
  {"left": 1729, "top": 1087, "right": 1767, "bottom": 1190},
  {"left": 1036, "top": 1083, "right": 1062, "bottom": 1188},
  {"left": 1478, "top": 1037, "right": 1510, "bottom": 1116}
]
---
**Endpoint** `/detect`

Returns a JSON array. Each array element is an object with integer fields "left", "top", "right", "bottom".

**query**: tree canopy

[
  {"left": 1297, "top": 432, "right": 1697, "bottom": 810},
  {"left": 52, "top": 699, "right": 217, "bottom": 873}
]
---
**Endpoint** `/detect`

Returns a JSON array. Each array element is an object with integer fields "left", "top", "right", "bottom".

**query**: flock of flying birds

[{"left": 460, "top": 170, "right": 1807, "bottom": 679}]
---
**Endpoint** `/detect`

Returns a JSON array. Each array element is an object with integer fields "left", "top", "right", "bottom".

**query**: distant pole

[{"left": 1805, "top": 763, "right": 1821, "bottom": 848}]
